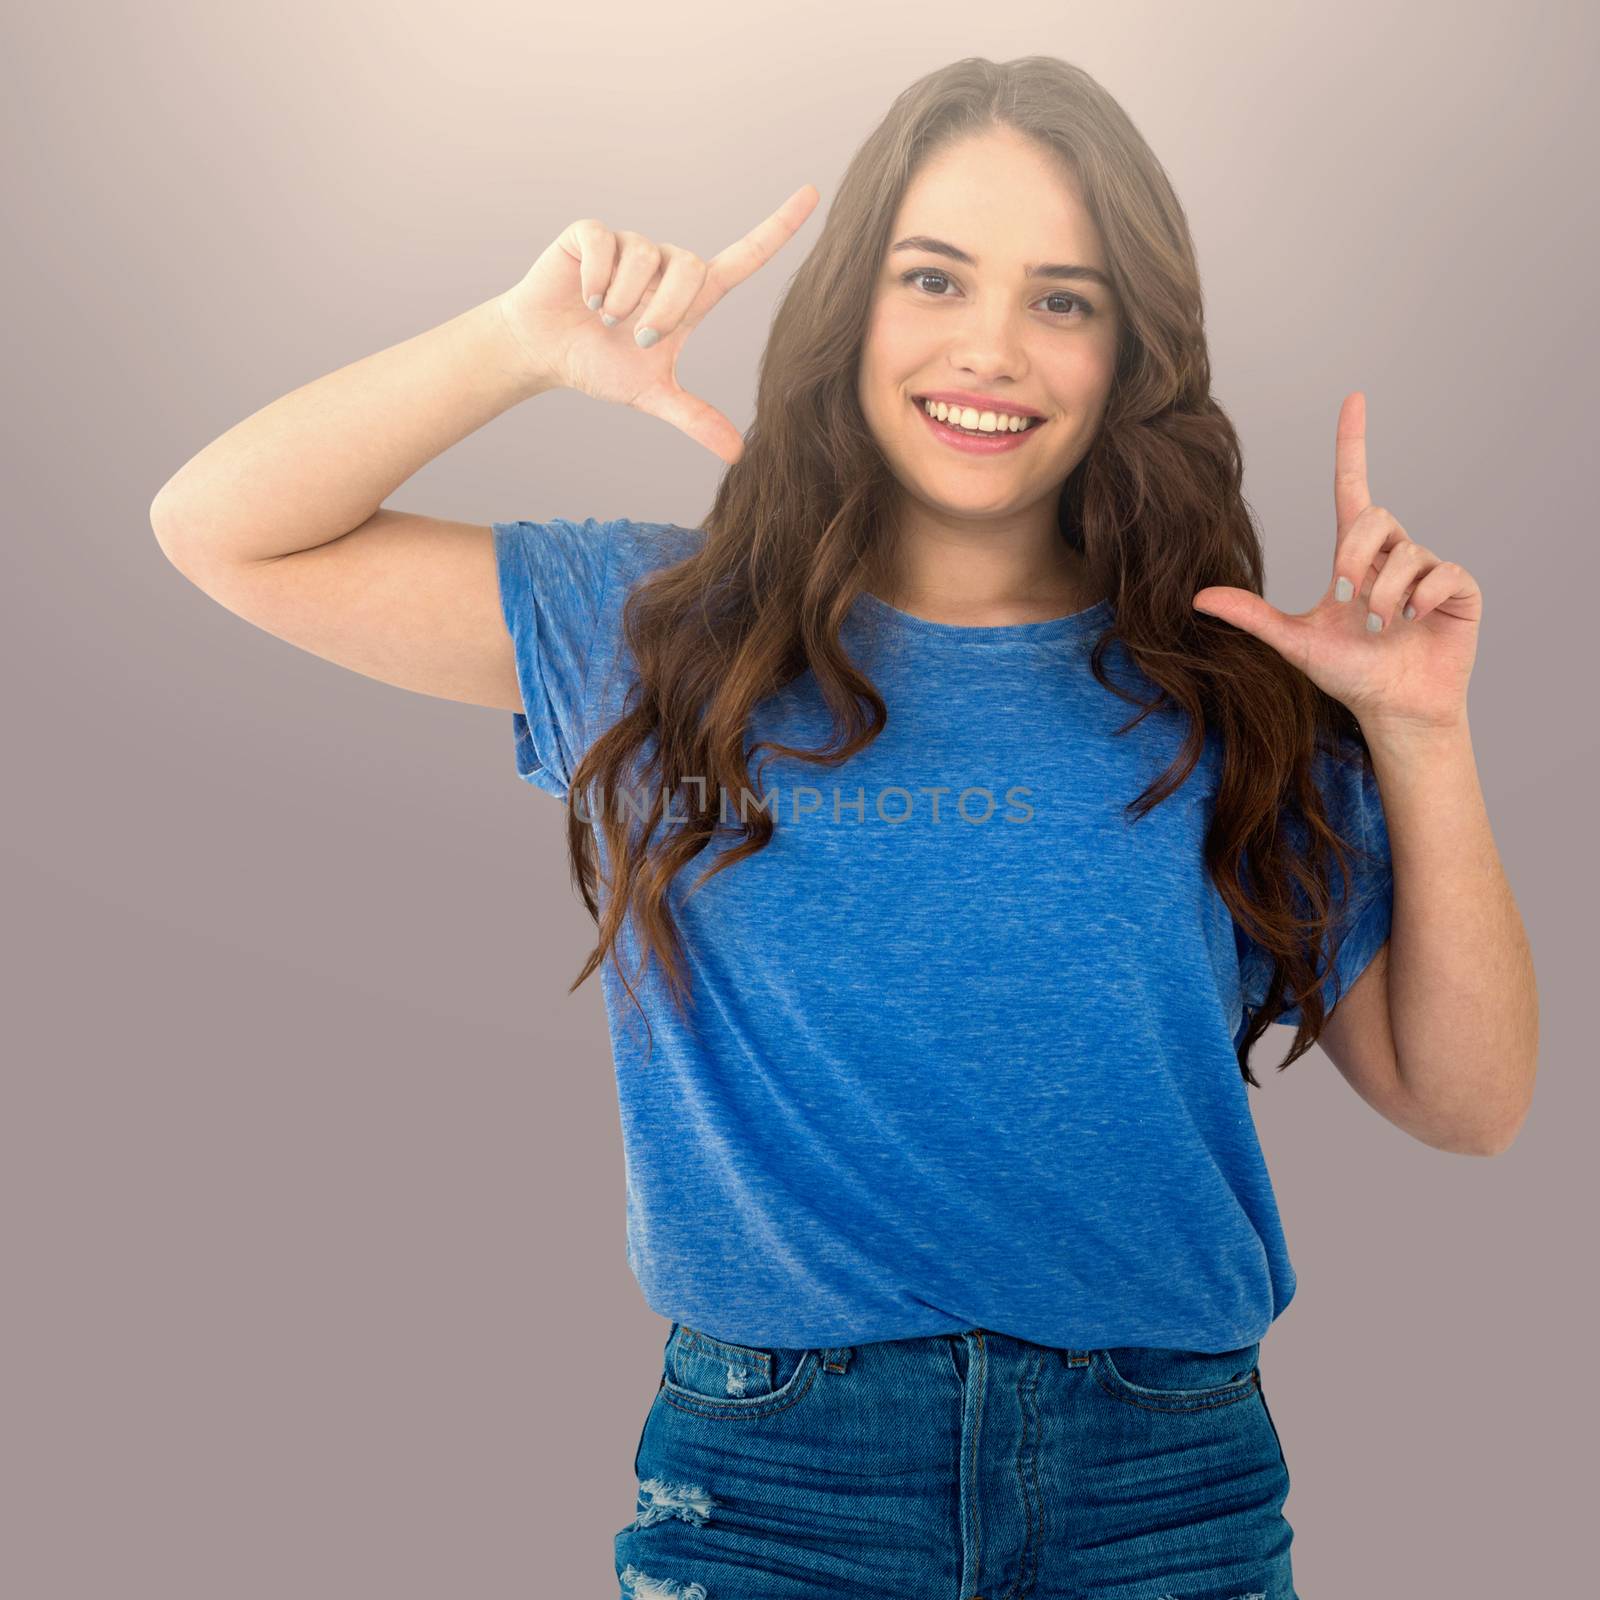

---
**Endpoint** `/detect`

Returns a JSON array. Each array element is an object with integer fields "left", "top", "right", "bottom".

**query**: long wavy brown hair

[{"left": 562, "top": 54, "right": 1384, "bottom": 1086}]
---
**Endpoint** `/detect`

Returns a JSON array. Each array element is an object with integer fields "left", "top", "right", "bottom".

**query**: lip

[
  {"left": 911, "top": 395, "right": 1048, "bottom": 455},
  {"left": 912, "top": 389, "right": 1046, "bottom": 420}
]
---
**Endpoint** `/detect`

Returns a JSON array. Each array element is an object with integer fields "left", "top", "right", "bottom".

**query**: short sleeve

[
  {"left": 492, "top": 517, "right": 619, "bottom": 801},
  {"left": 1235, "top": 741, "right": 1395, "bottom": 1028}
]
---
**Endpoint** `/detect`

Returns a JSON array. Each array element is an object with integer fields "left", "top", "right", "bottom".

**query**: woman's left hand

[{"left": 1190, "top": 391, "right": 1482, "bottom": 734}]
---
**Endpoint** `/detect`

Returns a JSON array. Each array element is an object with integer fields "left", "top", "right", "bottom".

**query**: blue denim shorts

[{"left": 616, "top": 1321, "right": 1295, "bottom": 1600}]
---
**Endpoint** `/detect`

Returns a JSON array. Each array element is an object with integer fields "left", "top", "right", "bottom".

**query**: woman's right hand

[{"left": 496, "top": 184, "right": 819, "bottom": 466}]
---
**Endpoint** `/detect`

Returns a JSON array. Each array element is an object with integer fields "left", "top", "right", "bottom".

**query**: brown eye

[{"left": 899, "top": 268, "right": 1093, "bottom": 320}]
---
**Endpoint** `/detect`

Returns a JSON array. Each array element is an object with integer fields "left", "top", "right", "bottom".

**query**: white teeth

[{"left": 918, "top": 398, "right": 1038, "bottom": 433}]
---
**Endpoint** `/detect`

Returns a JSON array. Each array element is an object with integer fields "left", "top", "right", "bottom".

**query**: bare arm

[
  {"left": 149, "top": 294, "right": 550, "bottom": 565},
  {"left": 147, "top": 296, "right": 557, "bottom": 711},
  {"left": 146, "top": 196, "right": 817, "bottom": 709}
]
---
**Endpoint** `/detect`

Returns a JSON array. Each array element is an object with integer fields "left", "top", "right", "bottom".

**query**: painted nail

[
  {"left": 1367, "top": 611, "right": 1383, "bottom": 632},
  {"left": 601, "top": 312, "right": 618, "bottom": 327},
  {"left": 1334, "top": 576, "right": 1354, "bottom": 602},
  {"left": 587, "top": 292, "right": 603, "bottom": 311},
  {"left": 636, "top": 326, "right": 660, "bottom": 348},
  {"left": 1403, "top": 603, "right": 1416, "bottom": 620}
]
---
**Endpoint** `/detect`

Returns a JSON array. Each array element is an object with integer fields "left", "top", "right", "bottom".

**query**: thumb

[
  {"left": 638, "top": 382, "right": 746, "bottom": 466},
  {"left": 1192, "top": 585, "right": 1295, "bottom": 653}
]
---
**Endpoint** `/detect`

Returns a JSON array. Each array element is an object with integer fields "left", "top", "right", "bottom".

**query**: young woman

[{"left": 152, "top": 55, "right": 1536, "bottom": 1600}]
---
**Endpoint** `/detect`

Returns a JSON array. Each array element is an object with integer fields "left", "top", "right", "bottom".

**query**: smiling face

[{"left": 858, "top": 124, "right": 1122, "bottom": 540}]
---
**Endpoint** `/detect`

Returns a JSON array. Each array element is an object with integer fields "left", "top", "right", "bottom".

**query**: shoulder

[
  {"left": 616, "top": 518, "right": 706, "bottom": 580},
  {"left": 494, "top": 515, "right": 703, "bottom": 611}
]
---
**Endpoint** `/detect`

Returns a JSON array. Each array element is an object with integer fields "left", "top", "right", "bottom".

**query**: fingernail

[
  {"left": 1403, "top": 603, "right": 1416, "bottom": 620},
  {"left": 1334, "top": 576, "right": 1354, "bottom": 602},
  {"left": 1367, "top": 611, "right": 1383, "bottom": 632},
  {"left": 587, "top": 293, "right": 603, "bottom": 311},
  {"left": 635, "top": 326, "right": 660, "bottom": 348},
  {"left": 601, "top": 312, "right": 618, "bottom": 327}
]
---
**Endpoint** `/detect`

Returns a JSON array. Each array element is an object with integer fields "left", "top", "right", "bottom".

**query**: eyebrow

[{"left": 890, "top": 234, "right": 1114, "bottom": 292}]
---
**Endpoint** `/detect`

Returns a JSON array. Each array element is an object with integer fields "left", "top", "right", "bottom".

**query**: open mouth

[
  {"left": 911, "top": 395, "right": 1049, "bottom": 451},
  {"left": 911, "top": 395, "right": 1046, "bottom": 435}
]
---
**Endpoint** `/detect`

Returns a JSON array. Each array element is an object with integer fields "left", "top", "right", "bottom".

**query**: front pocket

[
  {"left": 659, "top": 1322, "right": 819, "bottom": 1419},
  {"left": 1092, "top": 1342, "right": 1261, "bottom": 1412}
]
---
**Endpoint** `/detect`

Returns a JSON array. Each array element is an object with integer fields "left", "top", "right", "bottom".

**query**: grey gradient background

[{"left": 4, "top": 1, "right": 1593, "bottom": 1594}]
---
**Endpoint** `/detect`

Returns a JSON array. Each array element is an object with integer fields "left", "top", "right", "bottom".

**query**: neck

[{"left": 866, "top": 529, "right": 1100, "bottom": 625}]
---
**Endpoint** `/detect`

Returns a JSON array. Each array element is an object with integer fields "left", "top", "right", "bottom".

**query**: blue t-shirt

[{"left": 494, "top": 515, "right": 1394, "bottom": 1353}]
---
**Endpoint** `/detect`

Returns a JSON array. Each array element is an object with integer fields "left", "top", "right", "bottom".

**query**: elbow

[
  {"left": 150, "top": 488, "right": 193, "bottom": 564},
  {"left": 1455, "top": 1095, "right": 1533, "bottom": 1157},
  {"left": 1404, "top": 1041, "right": 1537, "bottom": 1157},
  {"left": 1474, "top": 1042, "right": 1540, "bottom": 1155},
  {"left": 1457, "top": 1124, "right": 1520, "bottom": 1157}
]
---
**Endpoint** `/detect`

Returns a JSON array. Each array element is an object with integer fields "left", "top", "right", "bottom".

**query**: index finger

[
  {"left": 1334, "top": 390, "right": 1370, "bottom": 540},
  {"left": 702, "top": 184, "right": 820, "bottom": 305}
]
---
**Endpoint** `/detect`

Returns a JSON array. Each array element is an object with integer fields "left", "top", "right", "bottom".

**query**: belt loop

[{"left": 818, "top": 1344, "right": 853, "bottom": 1374}]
